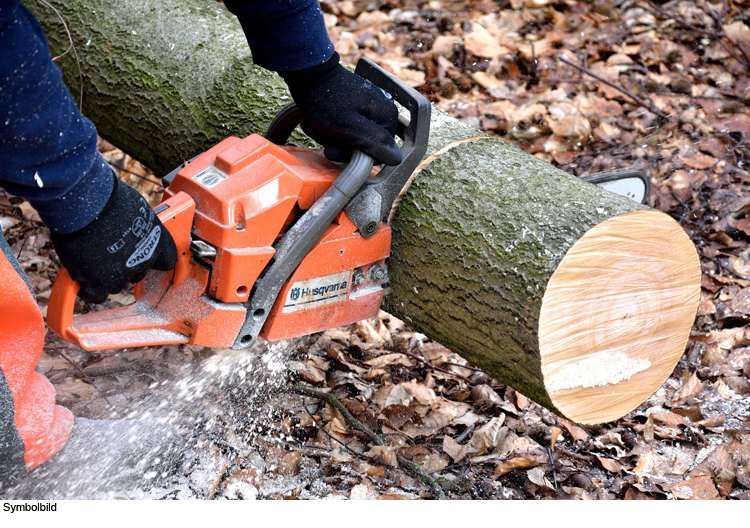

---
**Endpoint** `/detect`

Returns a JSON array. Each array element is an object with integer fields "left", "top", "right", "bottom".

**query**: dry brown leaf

[
  {"left": 420, "top": 400, "right": 472, "bottom": 430},
  {"left": 53, "top": 377, "right": 99, "bottom": 407},
  {"left": 679, "top": 151, "right": 717, "bottom": 170},
  {"left": 515, "top": 392, "right": 531, "bottom": 410},
  {"left": 725, "top": 21, "right": 750, "bottom": 50},
  {"left": 415, "top": 453, "right": 450, "bottom": 473},
  {"left": 731, "top": 287, "right": 750, "bottom": 314},
  {"left": 431, "top": 35, "right": 461, "bottom": 56},
  {"left": 527, "top": 467, "right": 555, "bottom": 490},
  {"left": 366, "top": 353, "right": 412, "bottom": 368},
  {"left": 278, "top": 452, "right": 301, "bottom": 475},
  {"left": 472, "top": 71, "right": 502, "bottom": 89},
  {"left": 559, "top": 419, "right": 590, "bottom": 442},
  {"left": 727, "top": 347, "right": 750, "bottom": 371},
  {"left": 717, "top": 114, "right": 750, "bottom": 135},
  {"left": 379, "top": 493, "right": 413, "bottom": 500},
  {"left": 223, "top": 468, "right": 263, "bottom": 500},
  {"left": 469, "top": 415, "right": 507, "bottom": 454},
  {"left": 671, "top": 476, "right": 720, "bottom": 500},
  {"left": 464, "top": 27, "right": 509, "bottom": 59},
  {"left": 292, "top": 361, "right": 326, "bottom": 384},
  {"left": 419, "top": 342, "right": 452, "bottom": 365},
  {"left": 492, "top": 457, "right": 538, "bottom": 478},
  {"left": 383, "top": 384, "right": 413, "bottom": 407},
  {"left": 329, "top": 416, "right": 349, "bottom": 436},
  {"left": 442, "top": 435, "right": 478, "bottom": 463},
  {"left": 363, "top": 445, "right": 399, "bottom": 467},
  {"left": 693, "top": 415, "right": 726, "bottom": 429},
  {"left": 546, "top": 103, "right": 592, "bottom": 141},
  {"left": 672, "top": 372, "right": 703, "bottom": 403},
  {"left": 402, "top": 379, "right": 437, "bottom": 405},
  {"left": 350, "top": 483, "right": 380, "bottom": 500},
  {"left": 595, "top": 455, "right": 624, "bottom": 474},
  {"left": 652, "top": 412, "right": 690, "bottom": 427},
  {"left": 593, "top": 432, "right": 629, "bottom": 458},
  {"left": 549, "top": 427, "right": 563, "bottom": 451},
  {"left": 381, "top": 404, "right": 415, "bottom": 429},
  {"left": 189, "top": 442, "right": 228, "bottom": 500}
]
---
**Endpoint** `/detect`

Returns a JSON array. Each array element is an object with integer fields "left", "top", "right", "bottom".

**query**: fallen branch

[
  {"left": 291, "top": 384, "right": 446, "bottom": 499},
  {"left": 559, "top": 55, "right": 675, "bottom": 123},
  {"left": 54, "top": 348, "right": 116, "bottom": 411},
  {"left": 709, "top": 131, "right": 750, "bottom": 176},
  {"left": 640, "top": 0, "right": 750, "bottom": 70}
]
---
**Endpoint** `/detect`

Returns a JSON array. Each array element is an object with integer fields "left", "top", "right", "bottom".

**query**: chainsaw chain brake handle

[{"left": 265, "top": 57, "right": 432, "bottom": 239}]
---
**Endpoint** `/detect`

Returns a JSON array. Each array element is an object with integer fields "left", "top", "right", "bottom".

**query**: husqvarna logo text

[{"left": 283, "top": 271, "right": 350, "bottom": 313}]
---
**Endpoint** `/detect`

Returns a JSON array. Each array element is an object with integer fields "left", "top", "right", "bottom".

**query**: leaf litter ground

[{"left": 2, "top": 0, "right": 750, "bottom": 500}]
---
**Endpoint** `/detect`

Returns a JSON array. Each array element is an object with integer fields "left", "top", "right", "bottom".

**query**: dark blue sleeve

[
  {"left": 0, "top": 1, "right": 113, "bottom": 234},
  {"left": 224, "top": 0, "right": 335, "bottom": 73}
]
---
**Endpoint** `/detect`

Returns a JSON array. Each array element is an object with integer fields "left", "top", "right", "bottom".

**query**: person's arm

[
  {"left": 224, "top": 0, "right": 402, "bottom": 166},
  {"left": 0, "top": 1, "right": 113, "bottom": 233},
  {"left": 0, "top": 2, "right": 176, "bottom": 303}
]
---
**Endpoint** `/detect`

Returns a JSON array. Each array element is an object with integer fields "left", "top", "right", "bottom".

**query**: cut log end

[{"left": 539, "top": 210, "right": 701, "bottom": 424}]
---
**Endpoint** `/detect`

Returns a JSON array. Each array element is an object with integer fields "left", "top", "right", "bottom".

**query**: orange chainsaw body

[{"left": 47, "top": 134, "right": 391, "bottom": 350}]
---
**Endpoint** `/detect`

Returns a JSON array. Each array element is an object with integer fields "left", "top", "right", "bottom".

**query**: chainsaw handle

[
  {"left": 46, "top": 268, "right": 80, "bottom": 343},
  {"left": 266, "top": 58, "right": 431, "bottom": 238},
  {"left": 47, "top": 192, "right": 197, "bottom": 344}
]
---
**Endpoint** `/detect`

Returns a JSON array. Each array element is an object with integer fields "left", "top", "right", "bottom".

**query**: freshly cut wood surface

[{"left": 539, "top": 210, "right": 701, "bottom": 424}]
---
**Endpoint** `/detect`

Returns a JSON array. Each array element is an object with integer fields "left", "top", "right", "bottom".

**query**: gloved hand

[
  {"left": 50, "top": 176, "right": 178, "bottom": 303},
  {"left": 282, "top": 52, "right": 402, "bottom": 166}
]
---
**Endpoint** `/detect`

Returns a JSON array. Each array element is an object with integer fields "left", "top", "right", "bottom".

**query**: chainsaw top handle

[{"left": 265, "top": 57, "right": 431, "bottom": 238}]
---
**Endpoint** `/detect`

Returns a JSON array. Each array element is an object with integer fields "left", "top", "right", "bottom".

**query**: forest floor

[{"left": 2, "top": 0, "right": 750, "bottom": 500}]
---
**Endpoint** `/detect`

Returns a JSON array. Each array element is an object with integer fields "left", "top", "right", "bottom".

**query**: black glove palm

[
  {"left": 282, "top": 53, "right": 402, "bottom": 166},
  {"left": 50, "top": 177, "right": 178, "bottom": 303}
]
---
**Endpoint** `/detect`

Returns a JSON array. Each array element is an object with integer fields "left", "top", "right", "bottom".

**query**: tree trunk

[{"left": 28, "top": 0, "right": 701, "bottom": 424}]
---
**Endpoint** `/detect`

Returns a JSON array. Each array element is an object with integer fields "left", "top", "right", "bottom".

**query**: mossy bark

[{"left": 28, "top": 0, "right": 660, "bottom": 416}]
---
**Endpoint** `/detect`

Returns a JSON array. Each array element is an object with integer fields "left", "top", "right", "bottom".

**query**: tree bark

[{"left": 28, "top": 0, "right": 701, "bottom": 423}]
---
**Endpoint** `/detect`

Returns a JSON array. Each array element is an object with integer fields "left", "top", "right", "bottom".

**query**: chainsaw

[
  {"left": 47, "top": 58, "right": 430, "bottom": 351},
  {"left": 46, "top": 58, "right": 650, "bottom": 352}
]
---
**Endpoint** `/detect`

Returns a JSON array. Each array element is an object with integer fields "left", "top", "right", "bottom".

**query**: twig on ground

[
  {"left": 559, "top": 55, "right": 675, "bottom": 123},
  {"left": 55, "top": 349, "right": 117, "bottom": 412},
  {"left": 640, "top": 0, "right": 750, "bottom": 69},
  {"left": 454, "top": 425, "right": 475, "bottom": 444},
  {"left": 291, "top": 384, "right": 447, "bottom": 499},
  {"left": 442, "top": 361, "right": 484, "bottom": 373},
  {"left": 406, "top": 347, "right": 474, "bottom": 385},
  {"left": 708, "top": 131, "right": 750, "bottom": 176},
  {"left": 547, "top": 447, "right": 558, "bottom": 490},
  {"left": 298, "top": 398, "right": 392, "bottom": 467}
]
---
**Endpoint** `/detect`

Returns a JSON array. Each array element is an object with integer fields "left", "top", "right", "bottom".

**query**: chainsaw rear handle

[
  {"left": 265, "top": 58, "right": 431, "bottom": 238},
  {"left": 47, "top": 192, "right": 197, "bottom": 345}
]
